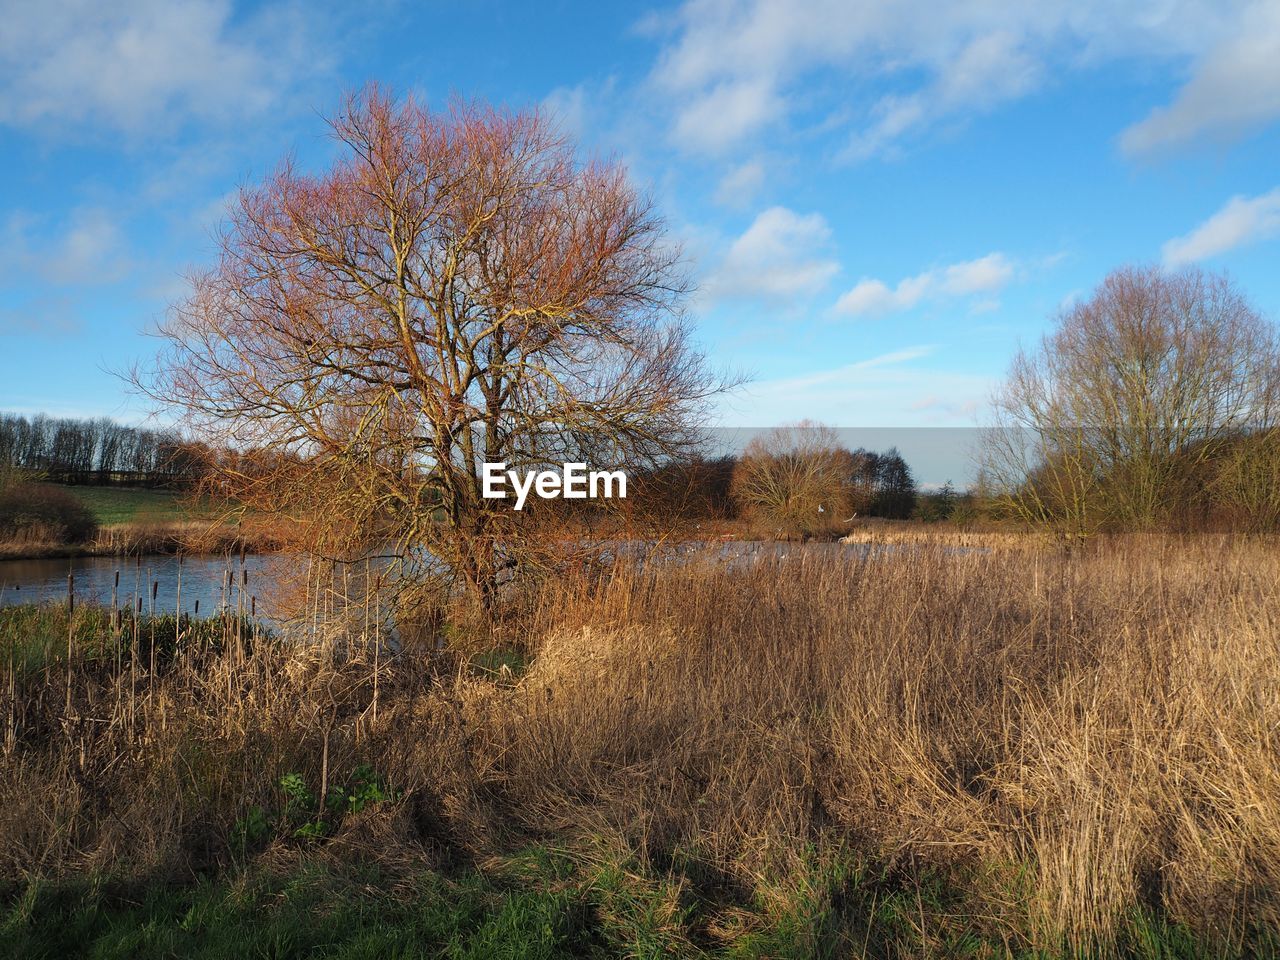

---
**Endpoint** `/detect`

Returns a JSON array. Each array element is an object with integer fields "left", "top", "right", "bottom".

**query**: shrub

[
  {"left": 0, "top": 482, "right": 98, "bottom": 544},
  {"left": 730, "top": 422, "right": 855, "bottom": 538}
]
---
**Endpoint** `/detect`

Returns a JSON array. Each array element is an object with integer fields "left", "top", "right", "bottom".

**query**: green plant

[
  {"left": 277, "top": 771, "right": 320, "bottom": 840},
  {"left": 278, "top": 772, "right": 315, "bottom": 812},
  {"left": 247, "top": 766, "right": 399, "bottom": 844},
  {"left": 327, "top": 763, "right": 393, "bottom": 815},
  {"left": 471, "top": 648, "right": 529, "bottom": 681},
  {"left": 291, "top": 820, "right": 328, "bottom": 841},
  {"left": 231, "top": 806, "right": 270, "bottom": 855}
]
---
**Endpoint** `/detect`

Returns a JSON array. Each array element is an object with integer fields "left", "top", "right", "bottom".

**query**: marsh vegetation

[{"left": 4, "top": 537, "right": 1280, "bottom": 957}]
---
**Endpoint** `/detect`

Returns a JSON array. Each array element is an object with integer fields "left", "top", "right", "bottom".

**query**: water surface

[{"left": 0, "top": 553, "right": 282, "bottom": 617}]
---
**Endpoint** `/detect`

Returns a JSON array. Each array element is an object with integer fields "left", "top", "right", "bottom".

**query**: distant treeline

[
  {"left": 1, "top": 410, "right": 928, "bottom": 534},
  {"left": 623, "top": 435, "right": 919, "bottom": 535},
  {"left": 0, "top": 413, "right": 203, "bottom": 487}
]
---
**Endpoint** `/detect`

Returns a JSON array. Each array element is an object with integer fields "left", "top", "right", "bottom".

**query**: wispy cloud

[
  {"left": 646, "top": 0, "right": 1278, "bottom": 160},
  {"left": 542, "top": 83, "right": 591, "bottom": 138},
  {"left": 1162, "top": 187, "right": 1280, "bottom": 265},
  {"left": 769, "top": 345, "right": 938, "bottom": 391},
  {"left": 0, "top": 0, "right": 328, "bottom": 138},
  {"left": 730, "top": 346, "right": 994, "bottom": 428},
  {"left": 852, "top": 345, "right": 937, "bottom": 370},
  {"left": 714, "top": 160, "right": 767, "bottom": 209},
  {"left": 1, "top": 209, "right": 132, "bottom": 287},
  {"left": 843, "top": 29, "right": 1044, "bottom": 161},
  {"left": 0, "top": 299, "right": 84, "bottom": 338},
  {"left": 833, "top": 253, "right": 1014, "bottom": 317},
  {"left": 1121, "top": 2, "right": 1280, "bottom": 155},
  {"left": 700, "top": 206, "right": 839, "bottom": 305},
  {"left": 542, "top": 77, "right": 623, "bottom": 142}
]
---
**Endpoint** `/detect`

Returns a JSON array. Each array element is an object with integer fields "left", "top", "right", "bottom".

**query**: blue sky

[{"left": 2, "top": 0, "right": 1279, "bottom": 455}]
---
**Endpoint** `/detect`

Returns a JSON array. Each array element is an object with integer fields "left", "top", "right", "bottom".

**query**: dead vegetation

[{"left": 3, "top": 537, "right": 1280, "bottom": 954}]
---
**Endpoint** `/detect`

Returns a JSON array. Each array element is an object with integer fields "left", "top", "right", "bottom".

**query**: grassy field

[
  {"left": 3, "top": 850, "right": 1017, "bottom": 960},
  {"left": 0, "top": 485, "right": 280, "bottom": 559},
  {"left": 58, "top": 485, "right": 192, "bottom": 526},
  {"left": 3, "top": 537, "right": 1279, "bottom": 957},
  {"left": 4, "top": 858, "right": 597, "bottom": 960}
]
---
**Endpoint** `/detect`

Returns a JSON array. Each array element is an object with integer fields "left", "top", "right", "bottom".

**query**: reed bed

[
  {"left": 0, "top": 519, "right": 288, "bottom": 560},
  {"left": 2, "top": 536, "right": 1279, "bottom": 956},
  {"left": 834, "top": 521, "right": 1035, "bottom": 550}
]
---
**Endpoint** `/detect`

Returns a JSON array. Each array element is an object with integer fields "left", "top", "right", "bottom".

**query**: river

[
  {"left": 0, "top": 539, "right": 963, "bottom": 620},
  {"left": 0, "top": 553, "right": 284, "bottom": 617}
]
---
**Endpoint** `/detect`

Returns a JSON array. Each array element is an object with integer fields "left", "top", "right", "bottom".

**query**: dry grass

[
  {"left": 0, "top": 519, "right": 287, "bottom": 559},
  {"left": 93, "top": 518, "right": 287, "bottom": 556},
  {"left": 835, "top": 519, "right": 1036, "bottom": 550},
  {"left": 3, "top": 536, "right": 1279, "bottom": 955}
]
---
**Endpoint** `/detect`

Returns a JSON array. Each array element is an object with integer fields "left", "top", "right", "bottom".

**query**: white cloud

[
  {"left": 941, "top": 252, "right": 1015, "bottom": 295},
  {"left": 542, "top": 84, "right": 590, "bottom": 138},
  {"left": 835, "top": 276, "right": 927, "bottom": 315},
  {"left": 1, "top": 209, "right": 131, "bottom": 286},
  {"left": 672, "top": 77, "right": 783, "bottom": 153},
  {"left": 647, "top": 1, "right": 1275, "bottom": 159},
  {"left": 729, "top": 348, "right": 995, "bottom": 429},
  {"left": 714, "top": 160, "right": 767, "bottom": 208},
  {"left": 1121, "top": 2, "right": 1280, "bottom": 155},
  {"left": 1162, "top": 187, "right": 1280, "bottom": 265},
  {"left": 701, "top": 206, "right": 839, "bottom": 304},
  {"left": 0, "top": 0, "right": 324, "bottom": 136},
  {"left": 834, "top": 253, "right": 1014, "bottom": 317}
]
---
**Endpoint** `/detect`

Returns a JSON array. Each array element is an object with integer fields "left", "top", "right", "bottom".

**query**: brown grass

[
  {"left": 0, "top": 518, "right": 288, "bottom": 559},
  {"left": 3, "top": 536, "right": 1279, "bottom": 953},
  {"left": 834, "top": 518, "right": 1036, "bottom": 550}
]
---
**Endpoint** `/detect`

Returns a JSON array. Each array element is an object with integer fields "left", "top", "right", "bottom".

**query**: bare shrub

[
  {"left": 983, "top": 265, "right": 1280, "bottom": 535},
  {"left": 1211, "top": 428, "right": 1280, "bottom": 532},
  {"left": 0, "top": 482, "right": 97, "bottom": 545},
  {"left": 730, "top": 421, "right": 854, "bottom": 537}
]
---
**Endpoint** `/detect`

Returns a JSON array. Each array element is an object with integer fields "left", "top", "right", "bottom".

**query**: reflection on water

[
  {"left": 0, "top": 553, "right": 285, "bottom": 618},
  {"left": 0, "top": 541, "right": 976, "bottom": 621}
]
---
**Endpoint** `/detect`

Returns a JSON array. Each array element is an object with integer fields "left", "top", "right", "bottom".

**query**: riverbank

[
  {"left": 0, "top": 520, "right": 286, "bottom": 561},
  {"left": 4, "top": 537, "right": 1279, "bottom": 956},
  {"left": 0, "top": 844, "right": 1208, "bottom": 959},
  {"left": 0, "top": 484, "right": 286, "bottom": 560}
]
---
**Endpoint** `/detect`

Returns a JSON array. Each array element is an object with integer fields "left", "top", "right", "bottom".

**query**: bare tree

[
  {"left": 982, "top": 265, "right": 1280, "bottom": 535},
  {"left": 1212, "top": 429, "right": 1280, "bottom": 532},
  {"left": 870, "top": 447, "right": 916, "bottom": 519},
  {"left": 141, "top": 88, "right": 729, "bottom": 616},
  {"left": 730, "top": 422, "right": 854, "bottom": 537}
]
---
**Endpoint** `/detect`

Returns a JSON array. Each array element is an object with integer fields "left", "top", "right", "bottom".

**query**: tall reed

[{"left": 3, "top": 536, "right": 1278, "bottom": 954}]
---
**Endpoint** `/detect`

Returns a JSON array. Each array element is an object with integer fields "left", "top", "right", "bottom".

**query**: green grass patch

[
  {"left": 469, "top": 647, "right": 530, "bottom": 681},
  {"left": 0, "top": 846, "right": 1266, "bottom": 959},
  {"left": 1, "top": 862, "right": 596, "bottom": 960},
  {"left": 57, "top": 486, "right": 193, "bottom": 526},
  {"left": 1, "top": 603, "right": 262, "bottom": 678}
]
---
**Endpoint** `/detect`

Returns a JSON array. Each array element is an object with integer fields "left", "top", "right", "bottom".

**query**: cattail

[{"left": 64, "top": 573, "right": 74, "bottom": 717}]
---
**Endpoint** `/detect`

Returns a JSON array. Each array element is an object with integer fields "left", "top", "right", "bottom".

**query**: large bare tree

[
  {"left": 143, "top": 88, "right": 728, "bottom": 615},
  {"left": 982, "top": 265, "right": 1280, "bottom": 535}
]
